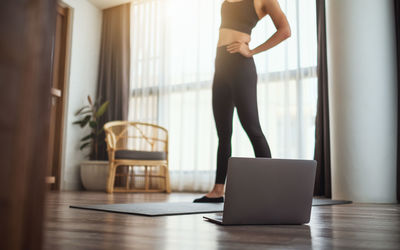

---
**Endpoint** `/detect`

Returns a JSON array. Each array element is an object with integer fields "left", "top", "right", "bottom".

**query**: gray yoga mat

[
  {"left": 313, "top": 198, "right": 352, "bottom": 206},
  {"left": 70, "top": 202, "right": 223, "bottom": 216},
  {"left": 70, "top": 198, "right": 351, "bottom": 216}
]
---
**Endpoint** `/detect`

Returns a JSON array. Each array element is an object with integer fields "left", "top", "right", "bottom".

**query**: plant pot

[{"left": 80, "top": 160, "right": 109, "bottom": 191}]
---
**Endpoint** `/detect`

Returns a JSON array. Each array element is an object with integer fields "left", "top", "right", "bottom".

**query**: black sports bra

[{"left": 220, "top": 0, "right": 260, "bottom": 35}]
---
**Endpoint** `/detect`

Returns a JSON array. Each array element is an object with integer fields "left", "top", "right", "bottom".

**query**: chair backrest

[{"left": 104, "top": 121, "right": 168, "bottom": 153}]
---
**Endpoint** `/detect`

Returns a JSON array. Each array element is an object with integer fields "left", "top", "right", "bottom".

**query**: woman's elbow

[{"left": 281, "top": 26, "right": 291, "bottom": 39}]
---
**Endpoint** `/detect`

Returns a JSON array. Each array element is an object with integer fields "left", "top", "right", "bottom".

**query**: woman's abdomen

[{"left": 217, "top": 28, "right": 251, "bottom": 47}]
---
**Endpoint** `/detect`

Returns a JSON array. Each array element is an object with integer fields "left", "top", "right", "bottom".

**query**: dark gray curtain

[
  {"left": 96, "top": 3, "right": 131, "bottom": 160},
  {"left": 313, "top": 0, "right": 331, "bottom": 198},
  {"left": 394, "top": 0, "right": 400, "bottom": 202}
]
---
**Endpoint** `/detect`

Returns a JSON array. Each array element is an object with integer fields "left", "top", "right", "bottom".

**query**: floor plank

[{"left": 43, "top": 191, "right": 400, "bottom": 250}]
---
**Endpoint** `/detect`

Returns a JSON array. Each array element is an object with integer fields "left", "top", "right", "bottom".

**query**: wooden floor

[{"left": 43, "top": 191, "right": 400, "bottom": 250}]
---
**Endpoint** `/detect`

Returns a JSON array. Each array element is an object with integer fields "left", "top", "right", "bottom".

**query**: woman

[{"left": 194, "top": 0, "right": 291, "bottom": 203}]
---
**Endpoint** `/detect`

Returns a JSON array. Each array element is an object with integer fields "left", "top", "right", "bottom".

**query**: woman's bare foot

[{"left": 205, "top": 184, "right": 225, "bottom": 198}]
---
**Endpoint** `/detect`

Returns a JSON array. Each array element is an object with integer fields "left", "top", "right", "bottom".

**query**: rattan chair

[{"left": 104, "top": 121, "right": 171, "bottom": 193}]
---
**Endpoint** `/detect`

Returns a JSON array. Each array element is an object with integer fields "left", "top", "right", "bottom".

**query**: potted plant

[{"left": 74, "top": 95, "right": 110, "bottom": 191}]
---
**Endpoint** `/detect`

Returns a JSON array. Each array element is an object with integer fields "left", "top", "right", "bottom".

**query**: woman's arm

[
  {"left": 251, "top": 0, "right": 291, "bottom": 55},
  {"left": 227, "top": 0, "right": 291, "bottom": 57}
]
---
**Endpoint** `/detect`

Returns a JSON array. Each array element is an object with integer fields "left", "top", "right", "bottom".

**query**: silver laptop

[{"left": 203, "top": 157, "right": 317, "bottom": 225}]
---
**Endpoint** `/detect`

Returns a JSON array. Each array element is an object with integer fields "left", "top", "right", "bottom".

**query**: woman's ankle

[
  {"left": 207, "top": 184, "right": 225, "bottom": 197},
  {"left": 206, "top": 191, "right": 224, "bottom": 198},
  {"left": 213, "top": 184, "right": 225, "bottom": 193}
]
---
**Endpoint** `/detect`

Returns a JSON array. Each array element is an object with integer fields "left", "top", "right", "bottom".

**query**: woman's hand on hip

[{"left": 227, "top": 42, "right": 254, "bottom": 58}]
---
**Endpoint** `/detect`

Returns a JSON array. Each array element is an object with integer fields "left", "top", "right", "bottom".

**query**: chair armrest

[
  {"left": 107, "top": 148, "right": 115, "bottom": 162},
  {"left": 105, "top": 132, "right": 117, "bottom": 150}
]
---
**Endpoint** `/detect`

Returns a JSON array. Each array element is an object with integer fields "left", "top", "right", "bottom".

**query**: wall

[
  {"left": 60, "top": 0, "right": 102, "bottom": 190},
  {"left": 88, "top": 0, "right": 131, "bottom": 9},
  {"left": 326, "top": 0, "right": 397, "bottom": 202}
]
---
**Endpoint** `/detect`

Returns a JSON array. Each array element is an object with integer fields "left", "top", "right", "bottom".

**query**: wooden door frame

[{"left": 51, "top": 2, "right": 73, "bottom": 190}]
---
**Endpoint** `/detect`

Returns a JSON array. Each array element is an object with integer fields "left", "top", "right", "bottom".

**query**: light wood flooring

[{"left": 43, "top": 191, "right": 400, "bottom": 250}]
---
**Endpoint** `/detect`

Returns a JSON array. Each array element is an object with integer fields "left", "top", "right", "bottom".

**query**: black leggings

[{"left": 212, "top": 45, "right": 272, "bottom": 184}]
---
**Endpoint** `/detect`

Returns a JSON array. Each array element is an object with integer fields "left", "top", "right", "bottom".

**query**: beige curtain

[{"left": 96, "top": 3, "right": 131, "bottom": 161}]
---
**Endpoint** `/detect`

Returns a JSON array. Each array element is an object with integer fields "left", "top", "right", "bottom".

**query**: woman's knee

[
  {"left": 217, "top": 128, "right": 232, "bottom": 141},
  {"left": 218, "top": 135, "right": 232, "bottom": 146},
  {"left": 244, "top": 125, "right": 265, "bottom": 139}
]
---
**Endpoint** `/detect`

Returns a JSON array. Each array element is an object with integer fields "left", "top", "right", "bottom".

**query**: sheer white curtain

[{"left": 129, "top": 0, "right": 318, "bottom": 192}]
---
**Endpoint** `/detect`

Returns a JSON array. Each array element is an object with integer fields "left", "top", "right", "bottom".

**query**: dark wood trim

[
  {"left": 48, "top": 4, "right": 71, "bottom": 191},
  {"left": 55, "top": 5, "right": 70, "bottom": 191},
  {"left": 0, "top": 0, "right": 57, "bottom": 249},
  {"left": 57, "top": 5, "right": 68, "bottom": 16}
]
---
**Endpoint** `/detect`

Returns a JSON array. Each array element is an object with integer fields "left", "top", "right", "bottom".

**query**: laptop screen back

[{"left": 222, "top": 157, "right": 317, "bottom": 225}]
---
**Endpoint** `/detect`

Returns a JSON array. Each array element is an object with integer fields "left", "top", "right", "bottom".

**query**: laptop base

[{"left": 203, "top": 214, "right": 223, "bottom": 225}]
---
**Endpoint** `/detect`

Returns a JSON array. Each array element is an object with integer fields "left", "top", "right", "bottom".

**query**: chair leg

[
  {"left": 164, "top": 165, "right": 171, "bottom": 193},
  {"left": 106, "top": 163, "right": 116, "bottom": 193},
  {"left": 149, "top": 167, "right": 153, "bottom": 189},
  {"left": 125, "top": 166, "right": 130, "bottom": 190},
  {"left": 131, "top": 166, "right": 135, "bottom": 189},
  {"left": 144, "top": 166, "right": 149, "bottom": 191}
]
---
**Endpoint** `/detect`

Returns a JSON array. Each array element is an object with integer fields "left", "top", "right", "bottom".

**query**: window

[{"left": 130, "top": 0, "right": 317, "bottom": 191}]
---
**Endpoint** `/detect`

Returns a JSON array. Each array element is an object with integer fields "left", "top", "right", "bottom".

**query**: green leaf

[
  {"left": 95, "top": 101, "right": 110, "bottom": 118},
  {"left": 80, "top": 142, "right": 91, "bottom": 150},
  {"left": 80, "top": 115, "right": 91, "bottom": 128},
  {"left": 73, "top": 116, "right": 90, "bottom": 126},
  {"left": 74, "top": 105, "right": 90, "bottom": 116},
  {"left": 73, "top": 120, "right": 83, "bottom": 125},
  {"left": 89, "top": 121, "right": 97, "bottom": 128},
  {"left": 79, "top": 110, "right": 93, "bottom": 115},
  {"left": 81, "top": 133, "right": 94, "bottom": 142}
]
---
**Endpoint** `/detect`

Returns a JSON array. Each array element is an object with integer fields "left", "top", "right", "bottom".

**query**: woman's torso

[{"left": 217, "top": 0, "right": 266, "bottom": 47}]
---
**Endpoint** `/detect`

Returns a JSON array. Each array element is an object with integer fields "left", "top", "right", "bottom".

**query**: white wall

[
  {"left": 61, "top": 0, "right": 103, "bottom": 190},
  {"left": 326, "top": 0, "right": 397, "bottom": 202},
  {"left": 88, "top": 0, "right": 131, "bottom": 9}
]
